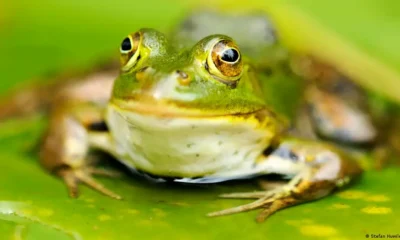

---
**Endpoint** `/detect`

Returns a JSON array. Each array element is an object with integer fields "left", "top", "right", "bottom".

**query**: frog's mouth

[{"left": 110, "top": 97, "right": 270, "bottom": 119}]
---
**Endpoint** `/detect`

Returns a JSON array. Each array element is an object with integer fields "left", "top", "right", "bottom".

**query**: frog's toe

[
  {"left": 208, "top": 188, "right": 287, "bottom": 218},
  {"left": 219, "top": 189, "right": 280, "bottom": 199},
  {"left": 58, "top": 167, "right": 122, "bottom": 200},
  {"left": 207, "top": 198, "right": 268, "bottom": 218},
  {"left": 59, "top": 168, "right": 80, "bottom": 198},
  {"left": 255, "top": 197, "right": 297, "bottom": 222}
]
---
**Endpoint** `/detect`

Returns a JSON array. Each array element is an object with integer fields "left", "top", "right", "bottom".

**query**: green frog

[{"left": 0, "top": 14, "right": 370, "bottom": 222}]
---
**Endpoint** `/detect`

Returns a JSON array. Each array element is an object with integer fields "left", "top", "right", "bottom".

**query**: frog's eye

[
  {"left": 206, "top": 39, "right": 243, "bottom": 83},
  {"left": 120, "top": 31, "right": 142, "bottom": 72}
]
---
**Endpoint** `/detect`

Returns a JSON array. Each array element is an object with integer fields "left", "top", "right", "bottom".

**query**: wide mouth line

[{"left": 109, "top": 98, "right": 264, "bottom": 118}]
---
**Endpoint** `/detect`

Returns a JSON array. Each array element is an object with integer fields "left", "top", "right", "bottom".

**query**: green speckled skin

[{"left": 112, "top": 29, "right": 268, "bottom": 116}]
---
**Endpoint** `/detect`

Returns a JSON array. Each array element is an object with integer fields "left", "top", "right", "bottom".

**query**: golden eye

[
  {"left": 120, "top": 31, "right": 142, "bottom": 72},
  {"left": 206, "top": 39, "right": 243, "bottom": 82}
]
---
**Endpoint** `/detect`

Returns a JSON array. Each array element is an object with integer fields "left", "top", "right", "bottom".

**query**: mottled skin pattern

[{"left": 0, "top": 13, "right": 381, "bottom": 221}]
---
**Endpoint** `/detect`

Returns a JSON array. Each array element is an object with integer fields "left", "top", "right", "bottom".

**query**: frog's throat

[
  {"left": 110, "top": 98, "right": 274, "bottom": 119},
  {"left": 105, "top": 101, "right": 279, "bottom": 178}
]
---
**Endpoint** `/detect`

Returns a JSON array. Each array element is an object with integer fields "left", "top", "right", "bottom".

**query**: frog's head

[{"left": 111, "top": 28, "right": 267, "bottom": 116}]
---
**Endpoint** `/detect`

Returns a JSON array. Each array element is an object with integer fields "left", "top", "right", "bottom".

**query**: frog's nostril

[
  {"left": 176, "top": 70, "right": 191, "bottom": 86},
  {"left": 176, "top": 70, "right": 188, "bottom": 79}
]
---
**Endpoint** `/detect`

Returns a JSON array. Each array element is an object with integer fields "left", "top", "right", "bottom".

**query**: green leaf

[{"left": 0, "top": 0, "right": 399, "bottom": 239}]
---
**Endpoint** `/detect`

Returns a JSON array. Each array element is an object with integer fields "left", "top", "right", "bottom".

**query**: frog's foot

[
  {"left": 40, "top": 102, "right": 123, "bottom": 200},
  {"left": 57, "top": 166, "right": 122, "bottom": 200},
  {"left": 208, "top": 139, "right": 363, "bottom": 222},
  {"left": 207, "top": 174, "right": 312, "bottom": 222},
  {"left": 209, "top": 192, "right": 297, "bottom": 223}
]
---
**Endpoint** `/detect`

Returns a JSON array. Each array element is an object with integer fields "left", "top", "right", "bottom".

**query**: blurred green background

[{"left": 0, "top": 0, "right": 399, "bottom": 239}]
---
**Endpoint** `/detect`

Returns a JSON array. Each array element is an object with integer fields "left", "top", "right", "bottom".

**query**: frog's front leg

[
  {"left": 40, "top": 102, "right": 121, "bottom": 199},
  {"left": 208, "top": 139, "right": 362, "bottom": 222}
]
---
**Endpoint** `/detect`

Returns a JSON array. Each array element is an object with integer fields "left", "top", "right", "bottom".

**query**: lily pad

[{"left": 0, "top": 0, "right": 399, "bottom": 239}]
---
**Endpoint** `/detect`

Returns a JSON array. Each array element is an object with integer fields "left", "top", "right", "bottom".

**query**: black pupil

[
  {"left": 121, "top": 37, "right": 132, "bottom": 51},
  {"left": 221, "top": 48, "right": 239, "bottom": 63}
]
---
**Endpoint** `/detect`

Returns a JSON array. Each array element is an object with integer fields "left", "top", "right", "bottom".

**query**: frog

[{"left": 0, "top": 26, "right": 364, "bottom": 222}]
